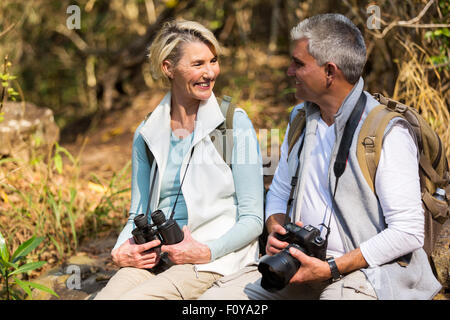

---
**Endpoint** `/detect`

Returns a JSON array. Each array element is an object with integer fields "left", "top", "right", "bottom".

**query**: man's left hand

[{"left": 287, "top": 246, "right": 332, "bottom": 284}]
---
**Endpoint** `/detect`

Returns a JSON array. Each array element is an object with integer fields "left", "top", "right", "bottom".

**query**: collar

[
  {"left": 303, "top": 77, "right": 365, "bottom": 134},
  {"left": 139, "top": 91, "right": 225, "bottom": 170}
]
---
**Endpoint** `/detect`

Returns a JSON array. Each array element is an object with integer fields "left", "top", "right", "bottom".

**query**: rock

[
  {"left": 0, "top": 101, "right": 59, "bottom": 161},
  {"left": 31, "top": 236, "right": 120, "bottom": 300},
  {"left": 431, "top": 219, "right": 450, "bottom": 299}
]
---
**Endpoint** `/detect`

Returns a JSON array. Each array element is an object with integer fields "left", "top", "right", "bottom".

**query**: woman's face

[{"left": 165, "top": 41, "right": 220, "bottom": 105}]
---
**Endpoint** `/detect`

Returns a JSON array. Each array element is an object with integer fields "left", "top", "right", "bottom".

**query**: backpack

[{"left": 287, "top": 93, "right": 450, "bottom": 257}]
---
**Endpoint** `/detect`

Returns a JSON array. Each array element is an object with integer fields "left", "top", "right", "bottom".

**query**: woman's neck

[{"left": 170, "top": 95, "right": 199, "bottom": 138}]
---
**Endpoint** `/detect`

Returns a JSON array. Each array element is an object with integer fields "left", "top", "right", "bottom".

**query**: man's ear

[
  {"left": 325, "top": 62, "right": 338, "bottom": 88},
  {"left": 162, "top": 60, "right": 174, "bottom": 80}
]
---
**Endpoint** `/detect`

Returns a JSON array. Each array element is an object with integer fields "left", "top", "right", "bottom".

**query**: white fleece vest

[{"left": 139, "top": 92, "right": 259, "bottom": 276}]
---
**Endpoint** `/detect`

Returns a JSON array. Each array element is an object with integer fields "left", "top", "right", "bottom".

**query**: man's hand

[
  {"left": 111, "top": 238, "right": 161, "bottom": 269},
  {"left": 161, "top": 226, "right": 211, "bottom": 264},
  {"left": 265, "top": 214, "right": 304, "bottom": 256},
  {"left": 287, "top": 246, "right": 331, "bottom": 284},
  {"left": 288, "top": 247, "right": 369, "bottom": 284},
  {"left": 266, "top": 223, "right": 289, "bottom": 255}
]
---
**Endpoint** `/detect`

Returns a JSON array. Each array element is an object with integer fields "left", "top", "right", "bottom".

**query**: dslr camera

[
  {"left": 258, "top": 223, "right": 327, "bottom": 291},
  {"left": 131, "top": 210, "right": 184, "bottom": 247}
]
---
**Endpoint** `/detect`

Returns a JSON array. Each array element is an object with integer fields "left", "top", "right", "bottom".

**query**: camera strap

[
  {"left": 323, "top": 92, "right": 366, "bottom": 239},
  {"left": 284, "top": 92, "right": 366, "bottom": 237},
  {"left": 169, "top": 146, "right": 195, "bottom": 221},
  {"left": 284, "top": 138, "right": 304, "bottom": 225},
  {"left": 144, "top": 145, "right": 195, "bottom": 223}
]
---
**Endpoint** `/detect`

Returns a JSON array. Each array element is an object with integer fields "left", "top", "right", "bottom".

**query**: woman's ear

[{"left": 162, "top": 60, "right": 174, "bottom": 80}]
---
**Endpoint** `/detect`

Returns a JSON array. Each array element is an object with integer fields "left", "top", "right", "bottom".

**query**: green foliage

[
  {"left": 0, "top": 56, "right": 20, "bottom": 115},
  {"left": 438, "top": 0, "right": 449, "bottom": 16},
  {"left": 90, "top": 161, "right": 132, "bottom": 232},
  {"left": 424, "top": 28, "right": 449, "bottom": 70},
  {"left": 52, "top": 142, "right": 77, "bottom": 175},
  {"left": 422, "top": 0, "right": 450, "bottom": 71},
  {"left": 0, "top": 231, "right": 58, "bottom": 300}
]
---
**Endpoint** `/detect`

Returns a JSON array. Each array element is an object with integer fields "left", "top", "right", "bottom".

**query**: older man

[{"left": 199, "top": 13, "right": 441, "bottom": 300}]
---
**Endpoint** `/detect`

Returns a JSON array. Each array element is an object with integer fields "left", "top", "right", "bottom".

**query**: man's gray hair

[{"left": 291, "top": 13, "right": 366, "bottom": 84}]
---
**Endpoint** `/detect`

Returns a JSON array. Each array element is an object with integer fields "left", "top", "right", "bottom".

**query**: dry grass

[
  {"left": 0, "top": 143, "right": 131, "bottom": 278},
  {"left": 392, "top": 39, "right": 450, "bottom": 159}
]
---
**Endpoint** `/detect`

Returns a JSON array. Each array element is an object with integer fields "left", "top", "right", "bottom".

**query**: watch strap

[{"left": 327, "top": 257, "right": 342, "bottom": 282}]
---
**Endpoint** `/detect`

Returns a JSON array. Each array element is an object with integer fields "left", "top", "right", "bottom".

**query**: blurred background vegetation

[
  {"left": 0, "top": 0, "right": 449, "bottom": 297},
  {"left": 1, "top": 0, "right": 448, "bottom": 139}
]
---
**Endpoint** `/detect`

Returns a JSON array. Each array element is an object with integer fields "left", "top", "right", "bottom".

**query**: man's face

[{"left": 287, "top": 39, "right": 327, "bottom": 103}]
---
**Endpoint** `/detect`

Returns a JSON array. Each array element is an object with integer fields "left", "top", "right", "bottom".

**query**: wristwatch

[{"left": 326, "top": 257, "right": 343, "bottom": 282}]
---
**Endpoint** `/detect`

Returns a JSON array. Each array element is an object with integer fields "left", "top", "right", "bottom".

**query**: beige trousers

[
  {"left": 94, "top": 259, "right": 222, "bottom": 300},
  {"left": 198, "top": 264, "right": 377, "bottom": 300}
]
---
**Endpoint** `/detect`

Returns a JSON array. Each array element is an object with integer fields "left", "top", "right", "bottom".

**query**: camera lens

[
  {"left": 134, "top": 214, "right": 148, "bottom": 229},
  {"left": 258, "top": 244, "right": 302, "bottom": 291}
]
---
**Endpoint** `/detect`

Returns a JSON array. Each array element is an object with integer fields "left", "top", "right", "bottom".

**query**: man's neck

[{"left": 316, "top": 83, "right": 354, "bottom": 126}]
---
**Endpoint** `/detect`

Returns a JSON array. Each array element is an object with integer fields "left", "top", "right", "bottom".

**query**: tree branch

[{"left": 369, "top": 0, "right": 447, "bottom": 39}]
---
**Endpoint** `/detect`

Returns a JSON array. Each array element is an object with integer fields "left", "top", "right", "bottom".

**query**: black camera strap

[
  {"left": 284, "top": 92, "right": 366, "bottom": 238},
  {"left": 333, "top": 93, "right": 366, "bottom": 186},
  {"left": 284, "top": 138, "right": 304, "bottom": 225},
  {"left": 144, "top": 145, "right": 195, "bottom": 223},
  {"left": 169, "top": 146, "right": 195, "bottom": 220},
  {"left": 323, "top": 92, "right": 366, "bottom": 239}
]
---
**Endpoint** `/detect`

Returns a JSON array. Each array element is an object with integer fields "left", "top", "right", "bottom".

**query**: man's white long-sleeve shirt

[{"left": 266, "top": 116, "right": 424, "bottom": 267}]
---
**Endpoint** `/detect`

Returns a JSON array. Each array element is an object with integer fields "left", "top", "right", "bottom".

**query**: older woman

[{"left": 94, "top": 20, "right": 264, "bottom": 300}]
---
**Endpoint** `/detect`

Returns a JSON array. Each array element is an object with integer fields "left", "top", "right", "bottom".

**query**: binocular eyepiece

[
  {"left": 132, "top": 210, "right": 184, "bottom": 246},
  {"left": 258, "top": 223, "right": 327, "bottom": 292}
]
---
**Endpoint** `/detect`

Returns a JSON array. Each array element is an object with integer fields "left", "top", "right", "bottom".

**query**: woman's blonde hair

[{"left": 148, "top": 20, "right": 221, "bottom": 83}]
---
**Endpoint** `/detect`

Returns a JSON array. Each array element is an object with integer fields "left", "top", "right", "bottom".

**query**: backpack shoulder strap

[
  {"left": 211, "top": 95, "right": 235, "bottom": 166},
  {"left": 218, "top": 95, "right": 235, "bottom": 131},
  {"left": 356, "top": 103, "right": 403, "bottom": 193},
  {"left": 287, "top": 108, "right": 306, "bottom": 156}
]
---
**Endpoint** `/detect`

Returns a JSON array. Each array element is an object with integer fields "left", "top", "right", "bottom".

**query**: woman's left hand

[{"left": 161, "top": 226, "right": 211, "bottom": 264}]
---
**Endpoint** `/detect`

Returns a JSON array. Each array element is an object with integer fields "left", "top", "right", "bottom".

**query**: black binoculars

[{"left": 131, "top": 210, "right": 184, "bottom": 247}]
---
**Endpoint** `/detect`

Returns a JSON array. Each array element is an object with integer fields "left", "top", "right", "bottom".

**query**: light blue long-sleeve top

[{"left": 114, "top": 109, "right": 264, "bottom": 261}]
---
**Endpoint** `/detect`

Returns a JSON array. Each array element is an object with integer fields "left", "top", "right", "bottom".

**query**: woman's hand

[
  {"left": 111, "top": 238, "right": 161, "bottom": 269},
  {"left": 161, "top": 226, "right": 211, "bottom": 264}
]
